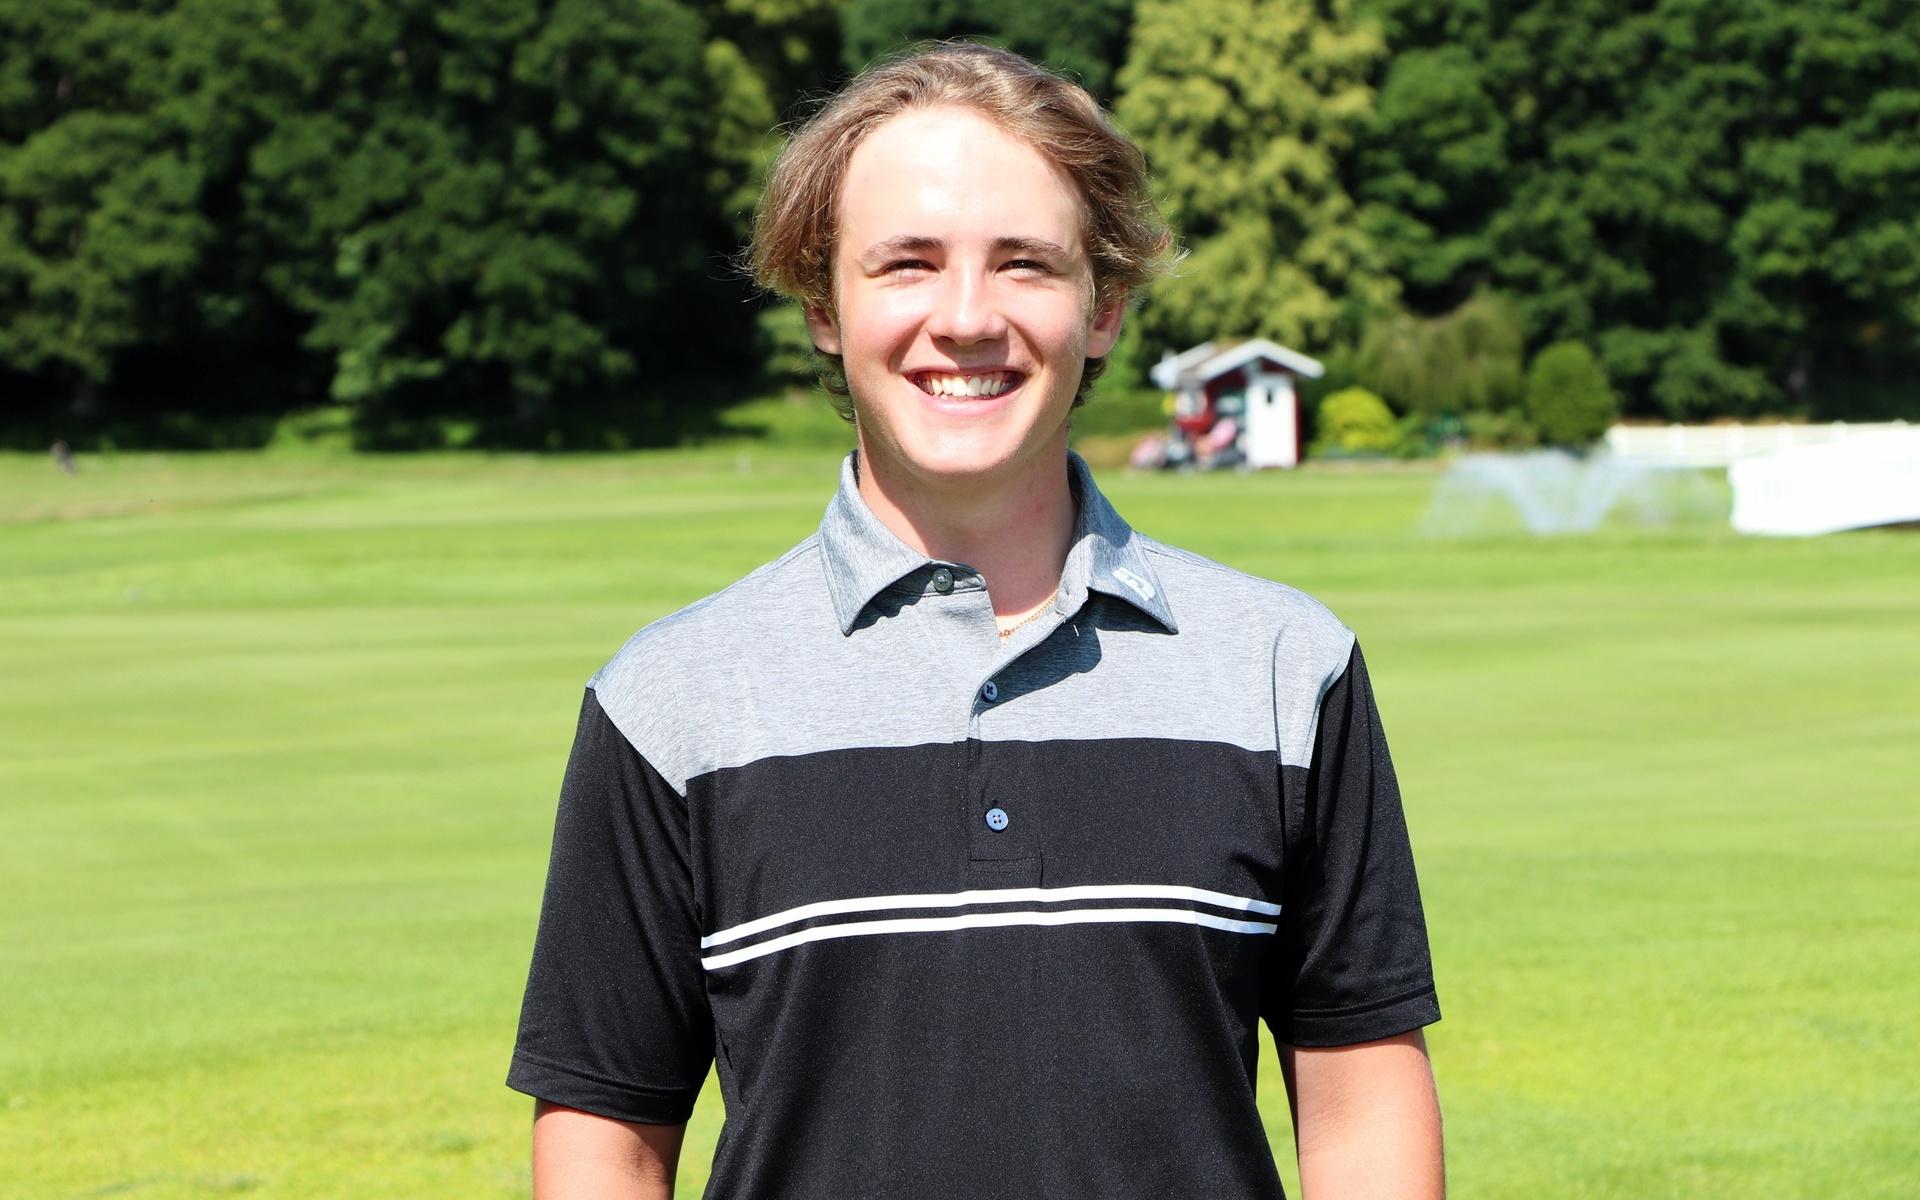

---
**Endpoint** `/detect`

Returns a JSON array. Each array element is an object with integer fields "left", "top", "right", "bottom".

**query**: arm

[
  {"left": 533, "top": 1101, "right": 684, "bottom": 1199},
  {"left": 1268, "top": 640, "right": 1443, "bottom": 1195},
  {"left": 1281, "top": 1031, "right": 1443, "bottom": 1200},
  {"left": 507, "top": 691, "right": 713, "bottom": 1189}
]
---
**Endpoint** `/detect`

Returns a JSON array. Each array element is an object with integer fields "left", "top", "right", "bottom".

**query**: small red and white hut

[{"left": 1150, "top": 339, "right": 1325, "bottom": 469}]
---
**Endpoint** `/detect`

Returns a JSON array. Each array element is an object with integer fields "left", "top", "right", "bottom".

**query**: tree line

[{"left": 2, "top": 0, "right": 1914, "bottom": 449}]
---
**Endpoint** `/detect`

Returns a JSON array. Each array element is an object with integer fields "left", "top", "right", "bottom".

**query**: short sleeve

[
  {"left": 1266, "top": 642, "right": 1440, "bottom": 1047},
  {"left": 506, "top": 688, "right": 713, "bottom": 1122}
]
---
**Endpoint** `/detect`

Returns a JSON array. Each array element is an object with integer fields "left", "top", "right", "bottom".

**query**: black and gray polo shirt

[{"left": 509, "top": 451, "right": 1439, "bottom": 1199}]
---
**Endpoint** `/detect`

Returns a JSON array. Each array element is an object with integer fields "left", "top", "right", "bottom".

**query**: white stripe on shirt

[{"left": 701, "top": 904, "right": 1279, "bottom": 971}]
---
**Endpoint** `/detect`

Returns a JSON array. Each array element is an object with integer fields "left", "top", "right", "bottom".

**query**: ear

[
  {"left": 804, "top": 304, "right": 842, "bottom": 356},
  {"left": 1085, "top": 295, "right": 1126, "bottom": 359}
]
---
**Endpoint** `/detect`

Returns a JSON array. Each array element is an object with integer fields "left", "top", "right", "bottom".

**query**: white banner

[{"left": 1730, "top": 430, "right": 1920, "bottom": 536}]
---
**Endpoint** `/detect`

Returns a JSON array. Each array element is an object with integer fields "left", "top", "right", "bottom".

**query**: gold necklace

[{"left": 997, "top": 586, "right": 1061, "bottom": 638}]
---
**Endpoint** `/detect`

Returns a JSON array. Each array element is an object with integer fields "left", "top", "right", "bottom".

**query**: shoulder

[
  {"left": 1141, "top": 534, "right": 1354, "bottom": 668},
  {"left": 1138, "top": 534, "right": 1358, "bottom": 766},
  {"left": 586, "top": 534, "right": 829, "bottom": 791}
]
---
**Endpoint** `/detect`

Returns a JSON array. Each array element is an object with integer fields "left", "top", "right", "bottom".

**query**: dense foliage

[
  {"left": 1312, "top": 386, "right": 1396, "bottom": 456},
  {"left": 2, "top": 0, "right": 1914, "bottom": 447},
  {"left": 1117, "top": 0, "right": 1393, "bottom": 357},
  {"left": 2, "top": 0, "right": 805, "bottom": 447},
  {"left": 1525, "top": 341, "right": 1618, "bottom": 447},
  {"left": 1356, "top": 292, "right": 1524, "bottom": 418},
  {"left": 1359, "top": 0, "right": 1920, "bottom": 421},
  {"left": 842, "top": 0, "right": 1132, "bottom": 99}
]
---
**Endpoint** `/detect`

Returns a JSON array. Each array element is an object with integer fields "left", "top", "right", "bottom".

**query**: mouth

[{"left": 908, "top": 369, "right": 1026, "bottom": 399}]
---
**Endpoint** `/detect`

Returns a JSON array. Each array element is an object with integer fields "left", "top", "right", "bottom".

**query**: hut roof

[{"left": 1149, "top": 338, "right": 1325, "bottom": 391}]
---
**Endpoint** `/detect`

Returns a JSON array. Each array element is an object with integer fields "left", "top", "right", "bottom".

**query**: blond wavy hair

[{"left": 749, "top": 42, "right": 1174, "bottom": 414}]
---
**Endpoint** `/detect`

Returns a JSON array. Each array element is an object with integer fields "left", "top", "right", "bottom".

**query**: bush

[
  {"left": 1357, "top": 292, "right": 1526, "bottom": 417},
  {"left": 1459, "top": 408, "right": 1541, "bottom": 451},
  {"left": 1525, "top": 342, "right": 1618, "bottom": 447},
  {"left": 1313, "top": 387, "right": 1398, "bottom": 457},
  {"left": 1295, "top": 352, "right": 1361, "bottom": 449},
  {"left": 267, "top": 405, "right": 355, "bottom": 455}
]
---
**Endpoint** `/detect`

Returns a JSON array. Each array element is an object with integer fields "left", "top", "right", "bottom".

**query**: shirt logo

[{"left": 1111, "top": 567, "right": 1156, "bottom": 601}]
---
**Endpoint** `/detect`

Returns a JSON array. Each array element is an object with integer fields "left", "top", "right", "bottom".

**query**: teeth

[{"left": 921, "top": 372, "right": 1013, "bottom": 397}]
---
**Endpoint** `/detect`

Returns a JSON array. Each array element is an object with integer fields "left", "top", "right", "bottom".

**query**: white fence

[
  {"left": 1605, "top": 421, "right": 1913, "bottom": 467},
  {"left": 1730, "top": 429, "right": 1920, "bottom": 536}
]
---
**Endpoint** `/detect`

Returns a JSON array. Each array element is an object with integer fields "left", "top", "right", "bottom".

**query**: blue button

[
  {"left": 985, "top": 807, "right": 1009, "bottom": 831},
  {"left": 931, "top": 567, "right": 955, "bottom": 594},
  {"left": 981, "top": 680, "right": 999, "bottom": 702}
]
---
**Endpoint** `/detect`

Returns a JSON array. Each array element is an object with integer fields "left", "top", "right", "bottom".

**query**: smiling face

[{"left": 806, "top": 105, "right": 1123, "bottom": 496}]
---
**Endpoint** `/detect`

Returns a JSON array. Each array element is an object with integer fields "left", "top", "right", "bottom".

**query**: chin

[
  {"left": 907, "top": 414, "right": 1070, "bottom": 481},
  {"left": 893, "top": 432, "right": 1023, "bottom": 482}
]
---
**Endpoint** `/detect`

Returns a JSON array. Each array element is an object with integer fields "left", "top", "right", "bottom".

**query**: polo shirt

[{"left": 508, "top": 450, "right": 1439, "bottom": 1199}]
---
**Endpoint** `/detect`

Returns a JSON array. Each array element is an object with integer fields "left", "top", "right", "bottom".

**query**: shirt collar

[{"left": 818, "top": 449, "right": 1178, "bottom": 636}]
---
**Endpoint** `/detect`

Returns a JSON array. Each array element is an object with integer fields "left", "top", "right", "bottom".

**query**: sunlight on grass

[{"left": 2, "top": 447, "right": 1915, "bottom": 1198}]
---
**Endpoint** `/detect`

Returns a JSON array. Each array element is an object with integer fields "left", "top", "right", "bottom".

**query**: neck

[{"left": 855, "top": 433, "right": 1076, "bottom": 618}]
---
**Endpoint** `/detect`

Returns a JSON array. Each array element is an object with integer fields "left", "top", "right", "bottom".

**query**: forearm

[
  {"left": 1295, "top": 1084, "right": 1443, "bottom": 1198},
  {"left": 1285, "top": 1032, "right": 1444, "bottom": 1200},
  {"left": 532, "top": 1101, "right": 682, "bottom": 1200}
]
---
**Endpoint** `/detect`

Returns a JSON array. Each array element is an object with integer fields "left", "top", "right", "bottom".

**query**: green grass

[{"left": 2, "top": 445, "right": 1916, "bottom": 1198}]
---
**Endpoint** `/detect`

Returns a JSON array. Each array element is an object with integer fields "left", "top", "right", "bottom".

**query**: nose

[{"left": 925, "top": 269, "right": 1006, "bottom": 345}]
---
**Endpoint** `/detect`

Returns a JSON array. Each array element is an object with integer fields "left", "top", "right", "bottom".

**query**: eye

[
  {"left": 1004, "top": 259, "right": 1054, "bottom": 275},
  {"left": 883, "top": 259, "right": 934, "bottom": 274}
]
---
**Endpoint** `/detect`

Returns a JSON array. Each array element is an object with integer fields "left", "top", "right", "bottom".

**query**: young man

[{"left": 510, "top": 44, "right": 1442, "bottom": 1199}]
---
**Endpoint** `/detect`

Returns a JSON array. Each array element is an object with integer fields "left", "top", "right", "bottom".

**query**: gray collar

[{"left": 818, "top": 450, "right": 1178, "bottom": 636}]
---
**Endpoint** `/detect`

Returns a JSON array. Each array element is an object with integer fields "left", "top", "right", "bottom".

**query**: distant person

[
  {"left": 51, "top": 439, "right": 75, "bottom": 474},
  {"left": 509, "top": 43, "right": 1442, "bottom": 1199}
]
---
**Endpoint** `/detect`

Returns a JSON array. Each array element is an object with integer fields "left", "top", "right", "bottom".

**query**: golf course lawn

[{"left": 2, "top": 443, "right": 1914, "bottom": 1198}]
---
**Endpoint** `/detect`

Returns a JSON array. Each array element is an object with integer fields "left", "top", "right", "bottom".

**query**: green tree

[
  {"left": 706, "top": 0, "right": 845, "bottom": 232},
  {"left": 0, "top": 3, "right": 211, "bottom": 420},
  {"left": 1719, "top": 1, "right": 1920, "bottom": 420},
  {"left": 1356, "top": 291, "right": 1524, "bottom": 417},
  {"left": 1359, "top": 0, "right": 1920, "bottom": 420},
  {"left": 1117, "top": 0, "right": 1394, "bottom": 360},
  {"left": 3, "top": 0, "right": 813, "bottom": 445},
  {"left": 714, "top": 0, "right": 845, "bottom": 108},
  {"left": 229, "top": 0, "right": 739, "bottom": 440},
  {"left": 1355, "top": 44, "right": 1507, "bottom": 307},
  {"left": 1525, "top": 341, "right": 1616, "bottom": 447},
  {"left": 841, "top": 0, "right": 1132, "bottom": 99}
]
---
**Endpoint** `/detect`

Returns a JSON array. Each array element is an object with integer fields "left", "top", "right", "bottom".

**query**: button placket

[
  {"left": 961, "top": 581, "right": 1061, "bottom": 882},
  {"left": 972, "top": 579, "right": 1089, "bottom": 718}
]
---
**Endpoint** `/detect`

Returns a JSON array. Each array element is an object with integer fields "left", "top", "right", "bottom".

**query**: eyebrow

[{"left": 857, "top": 235, "right": 1075, "bottom": 263}]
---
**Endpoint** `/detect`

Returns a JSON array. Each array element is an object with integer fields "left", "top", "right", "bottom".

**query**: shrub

[
  {"left": 1525, "top": 342, "right": 1618, "bottom": 446},
  {"left": 1295, "top": 352, "right": 1361, "bottom": 449},
  {"left": 1357, "top": 292, "right": 1526, "bottom": 417},
  {"left": 1460, "top": 408, "right": 1541, "bottom": 451},
  {"left": 1313, "top": 387, "right": 1398, "bottom": 457}
]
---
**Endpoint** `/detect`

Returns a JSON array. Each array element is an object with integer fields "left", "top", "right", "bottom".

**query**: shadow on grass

[{"left": 3, "top": 373, "right": 769, "bottom": 455}]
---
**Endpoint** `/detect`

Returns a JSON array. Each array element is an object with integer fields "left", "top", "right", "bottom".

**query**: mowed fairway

[{"left": 2, "top": 445, "right": 1915, "bottom": 1199}]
